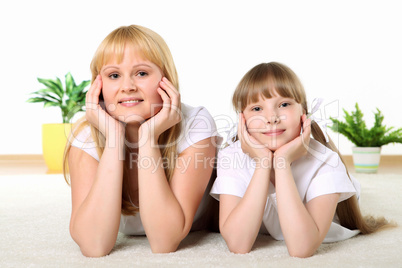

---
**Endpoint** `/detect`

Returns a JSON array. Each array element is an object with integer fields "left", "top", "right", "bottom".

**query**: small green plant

[
  {"left": 330, "top": 103, "right": 402, "bottom": 147},
  {"left": 27, "top": 72, "right": 90, "bottom": 123}
]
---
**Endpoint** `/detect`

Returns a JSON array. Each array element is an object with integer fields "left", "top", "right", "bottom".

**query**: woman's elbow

[
  {"left": 221, "top": 232, "right": 252, "bottom": 254},
  {"left": 70, "top": 228, "right": 114, "bottom": 257},
  {"left": 148, "top": 228, "right": 190, "bottom": 253}
]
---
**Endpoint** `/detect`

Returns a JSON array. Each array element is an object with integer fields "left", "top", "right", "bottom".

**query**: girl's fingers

[
  {"left": 300, "top": 114, "right": 311, "bottom": 146},
  {"left": 237, "top": 113, "right": 244, "bottom": 141}
]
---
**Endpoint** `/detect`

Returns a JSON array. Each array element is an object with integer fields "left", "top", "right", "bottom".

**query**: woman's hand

[
  {"left": 274, "top": 114, "right": 311, "bottom": 167},
  {"left": 85, "top": 75, "right": 124, "bottom": 139},
  {"left": 238, "top": 113, "right": 272, "bottom": 167},
  {"left": 139, "top": 77, "right": 182, "bottom": 142}
]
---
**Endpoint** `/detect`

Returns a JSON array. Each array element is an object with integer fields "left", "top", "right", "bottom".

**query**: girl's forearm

[
  {"left": 70, "top": 135, "right": 124, "bottom": 257},
  {"left": 274, "top": 166, "right": 321, "bottom": 257},
  {"left": 220, "top": 167, "right": 270, "bottom": 254},
  {"left": 137, "top": 142, "right": 188, "bottom": 253}
]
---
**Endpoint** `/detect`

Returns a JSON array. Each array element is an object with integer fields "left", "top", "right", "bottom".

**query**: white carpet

[{"left": 1, "top": 172, "right": 401, "bottom": 267}]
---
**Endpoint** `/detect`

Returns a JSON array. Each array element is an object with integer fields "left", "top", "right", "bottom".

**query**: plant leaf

[
  {"left": 37, "top": 77, "right": 64, "bottom": 98},
  {"left": 65, "top": 72, "right": 76, "bottom": 96}
]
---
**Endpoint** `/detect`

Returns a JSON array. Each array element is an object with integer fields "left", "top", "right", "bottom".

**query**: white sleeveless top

[{"left": 71, "top": 103, "right": 221, "bottom": 235}]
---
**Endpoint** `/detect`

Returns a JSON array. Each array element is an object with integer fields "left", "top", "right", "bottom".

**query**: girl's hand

[
  {"left": 139, "top": 77, "right": 182, "bottom": 142},
  {"left": 85, "top": 75, "right": 124, "bottom": 139},
  {"left": 274, "top": 114, "right": 311, "bottom": 168},
  {"left": 238, "top": 113, "right": 273, "bottom": 167}
]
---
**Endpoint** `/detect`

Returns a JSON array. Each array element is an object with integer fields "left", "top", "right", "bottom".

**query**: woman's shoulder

[
  {"left": 177, "top": 103, "right": 221, "bottom": 154},
  {"left": 181, "top": 103, "right": 214, "bottom": 123},
  {"left": 70, "top": 124, "right": 99, "bottom": 161}
]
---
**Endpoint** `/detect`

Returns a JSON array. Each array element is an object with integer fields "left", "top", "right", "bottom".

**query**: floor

[{"left": 0, "top": 155, "right": 401, "bottom": 175}]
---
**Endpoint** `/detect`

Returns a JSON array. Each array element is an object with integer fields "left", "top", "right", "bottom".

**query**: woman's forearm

[
  {"left": 70, "top": 135, "right": 124, "bottom": 257},
  {"left": 220, "top": 167, "right": 270, "bottom": 254},
  {"left": 137, "top": 142, "right": 188, "bottom": 253}
]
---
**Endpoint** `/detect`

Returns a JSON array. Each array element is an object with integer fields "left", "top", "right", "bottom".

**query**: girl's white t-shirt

[
  {"left": 71, "top": 103, "right": 221, "bottom": 235},
  {"left": 210, "top": 139, "right": 361, "bottom": 243}
]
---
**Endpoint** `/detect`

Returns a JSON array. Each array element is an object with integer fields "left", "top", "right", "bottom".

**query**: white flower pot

[{"left": 352, "top": 147, "right": 381, "bottom": 173}]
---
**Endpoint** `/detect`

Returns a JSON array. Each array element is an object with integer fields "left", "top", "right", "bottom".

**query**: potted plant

[
  {"left": 27, "top": 72, "right": 90, "bottom": 172},
  {"left": 330, "top": 103, "right": 402, "bottom": 173}
]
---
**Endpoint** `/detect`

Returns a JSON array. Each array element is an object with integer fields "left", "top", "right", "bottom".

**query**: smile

[
  {"left": 262, "top": 129, "right": 285, "bottom": 136},
  {"left": 118, "top": 97, "right": 144, "bottom": 107},
  {"left": 120, "top": 100, "right": 142, "bottom": 104}
]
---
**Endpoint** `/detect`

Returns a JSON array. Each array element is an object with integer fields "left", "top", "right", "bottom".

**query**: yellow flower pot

[{"left": 42, "top": 123, "right": 72, "bottom": 173}]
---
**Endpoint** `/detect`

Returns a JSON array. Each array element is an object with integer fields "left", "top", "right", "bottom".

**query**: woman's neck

[{"left": 124, "top": 122, "right": 141, "bottom": 148}]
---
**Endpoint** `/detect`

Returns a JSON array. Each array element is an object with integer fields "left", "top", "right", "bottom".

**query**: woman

[{"left": 63, "top": 25, "right": 220, "bottom": 257}]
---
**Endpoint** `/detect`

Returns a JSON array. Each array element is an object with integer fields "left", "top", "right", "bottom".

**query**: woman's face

[
  {"left": 100, "top": 45, "right": 164, "bottom": 124},
  {"left": 242, "top": 92, "right": 303, "bottom": 151}
]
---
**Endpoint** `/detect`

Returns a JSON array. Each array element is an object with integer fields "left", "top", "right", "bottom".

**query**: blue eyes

[
  {"left": 108, "top": 72, "right": 148, "bottom": 79},
  {"left": 251, "top": 102, "right": 290, "bottom": 111},
  {"left": 138, "top": 71, "right": 147, "bottom": 77}
]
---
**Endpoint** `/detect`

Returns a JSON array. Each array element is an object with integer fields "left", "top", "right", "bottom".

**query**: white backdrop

[{"left": 1, "top": 0, "right": 401, "bottom": 155}]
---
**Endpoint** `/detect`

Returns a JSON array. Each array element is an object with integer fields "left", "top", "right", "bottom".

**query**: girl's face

[
  {"left": 100, "top": 45, "right": 163, "bottom": 124},
  {"left": 242, "top": 92, "right": 304, "bottom": 151}
]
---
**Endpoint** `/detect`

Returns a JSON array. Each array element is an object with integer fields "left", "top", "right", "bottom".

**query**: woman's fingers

[
  {"left": 86, "top": 75, "right": 102, "bottom": 110},
  {"left": 158, "top": 77, "right": 181, "bottom": 121},
  {"left": 159, "top": 77, "right": 180, "bottom": 107}
]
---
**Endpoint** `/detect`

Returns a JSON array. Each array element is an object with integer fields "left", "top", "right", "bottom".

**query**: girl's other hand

[
  {"left": 85, "top": 75, "right": 124, "bottom": 139},
  {"left": 139, "top": 77, "right": 182, "bottom": 141},
  {"left": 238, "top": 113, "right": 272, "bottom": 166},
  {"left": 274, "top": 114, "right": 311, "bottom": 167}
]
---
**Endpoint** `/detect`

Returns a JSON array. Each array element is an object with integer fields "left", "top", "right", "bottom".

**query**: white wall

[{"left": 1, "top": 0, "right": 401, "bottom": 155}]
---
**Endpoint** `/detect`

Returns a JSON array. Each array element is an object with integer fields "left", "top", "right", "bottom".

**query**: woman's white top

[
  {"left": 71, "top": 103, "right": 221, "bottom": 235},
  {"left": 210, "top": 139, "right": 361, "bottom": 243}
]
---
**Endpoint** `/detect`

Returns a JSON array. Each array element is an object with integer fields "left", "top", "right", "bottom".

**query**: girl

[
  {"left": 63, "top": 25, "right": 220, "bottom": 257},
  {"left": 210, "top": 62, "right": 393, "bottom": 257}
]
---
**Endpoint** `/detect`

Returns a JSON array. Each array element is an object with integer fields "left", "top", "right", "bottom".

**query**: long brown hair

[
  {"left": 232, "top": 62, "right": 394, "bottom": 234},
  {"left": 63, "top": 25, "right": 182, "bottom": 215}
]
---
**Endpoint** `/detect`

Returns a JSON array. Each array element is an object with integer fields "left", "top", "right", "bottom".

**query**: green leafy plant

[
  {"left": 27, "top": 72, "right": 90, "bottom": 123},
  {"left": 330, "top": 103, "right": 402, "bottom": 147}
]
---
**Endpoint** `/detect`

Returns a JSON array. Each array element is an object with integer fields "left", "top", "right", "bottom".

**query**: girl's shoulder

[
  {"left": 217, "top": 140, "right": 254, "bottom": 172},
  {"left": 302, "top": 139, "right": 345, "bottom": 170},
  {"left": 296, "top": 139, "right": 359, "bottom": 203}
]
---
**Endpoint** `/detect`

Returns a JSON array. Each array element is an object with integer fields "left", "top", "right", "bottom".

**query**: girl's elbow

[
  {"left": 287, "top": 244, "right": 317, "bottom": 258},
  {"left": 79, "top": 244, "right": 113, "bottom": 258},
  {"left": 227, "top": 243, "right": 252, "bottom": 254},
  {"left": 149, "top": 239, "right": 180, "bottom": 253}
]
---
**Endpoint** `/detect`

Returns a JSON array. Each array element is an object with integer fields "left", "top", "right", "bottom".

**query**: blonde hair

[
  {"left": 63, "top": 25, "right": 182, "bottom": 215},
  {"left": 232, "top": 62, "right": 394, "bottom": 234}
]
